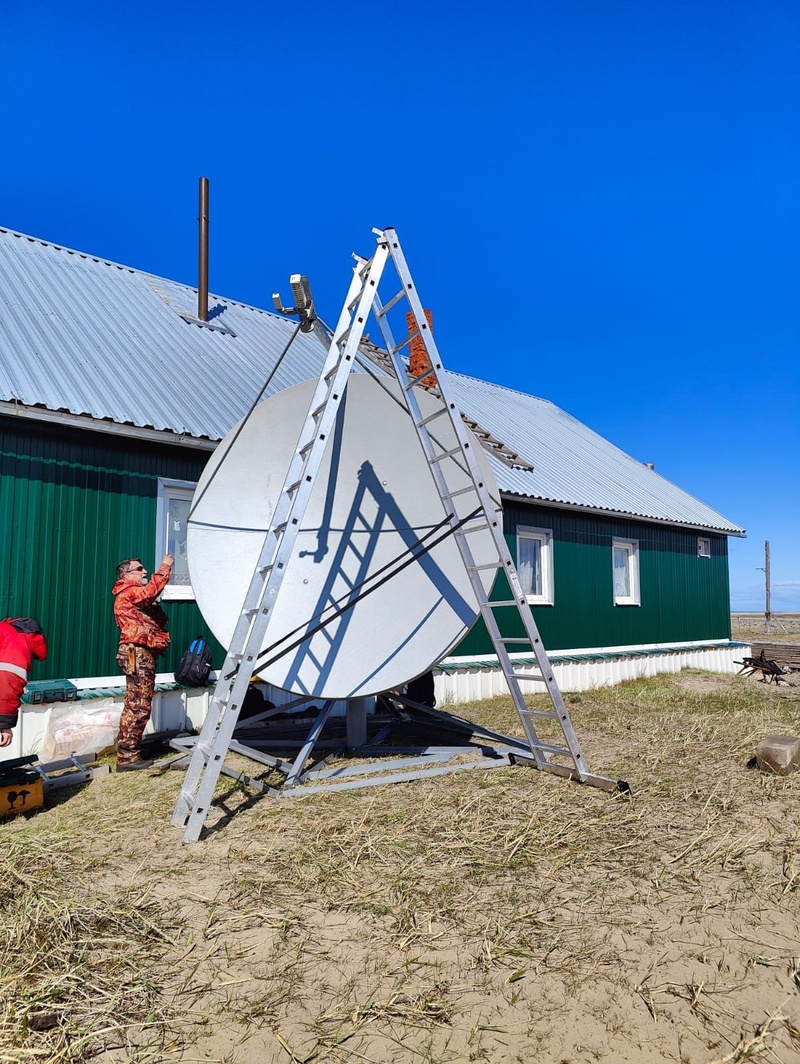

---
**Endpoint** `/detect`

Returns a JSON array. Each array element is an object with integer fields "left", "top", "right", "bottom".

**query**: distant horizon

[{"left": 730, "top": 610, "right": 800, "bottom": 617}]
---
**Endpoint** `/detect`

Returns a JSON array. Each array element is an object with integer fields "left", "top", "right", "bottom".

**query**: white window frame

[
  {"left": 697, "top": 536, "right": 711, "bottom": 558},
  {"left": 516, "top": 526, "right": 554, "bottom": 606},
  {"left": 156, "top": 478, "right": 196, "bottom": 601},
  {"left": 612, "top": 538, "right": 640, "bottom": 606}
]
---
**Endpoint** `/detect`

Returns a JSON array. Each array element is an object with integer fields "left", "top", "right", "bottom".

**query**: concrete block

[{"left": 755, "top": 734, "right": 800, "bottom": 776}]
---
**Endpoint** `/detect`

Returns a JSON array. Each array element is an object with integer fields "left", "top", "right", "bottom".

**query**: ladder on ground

[{"left": 172, "top": 227, "right": 606, "bottom": 844}]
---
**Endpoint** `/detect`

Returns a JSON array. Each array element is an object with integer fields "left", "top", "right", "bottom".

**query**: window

[
  {"left": 517, "top": 526, "right": 554, "bottom": 605},
  {"left": 698, "top": 536, "right": 711, "bottom": 558},
  {"left": 156, "top": 479, "right": 196, "bottom": 600},
  {"left": 612, "top": 538, "right": 640, "bottom": 606}
]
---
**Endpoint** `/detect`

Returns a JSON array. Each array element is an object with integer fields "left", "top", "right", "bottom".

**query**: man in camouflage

[{"left": 112, "top": 554, "right": 173, "bottom": 771}]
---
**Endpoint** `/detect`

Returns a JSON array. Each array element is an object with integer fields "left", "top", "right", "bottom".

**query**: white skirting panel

[{"left": 434, "top": 642, "right": 750, "bottom": 705}]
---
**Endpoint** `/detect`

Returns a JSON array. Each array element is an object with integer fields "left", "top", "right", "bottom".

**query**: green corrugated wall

[
  {"left": 1, "top": 415, "right": 733, "bottom": 680},
  {"left": 453, "top": 500, "right": 732, "bottom": 656},
  {"left": 0, "top": 416, "right": 223, "bottom": 681}
]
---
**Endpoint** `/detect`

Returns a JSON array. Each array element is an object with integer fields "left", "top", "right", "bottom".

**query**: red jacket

[
  {"left": 113, "top": 562, "right": 171, "bottom": 653},
  {"left": 0, "top": 619, "right": 48, "bottom": 730}
]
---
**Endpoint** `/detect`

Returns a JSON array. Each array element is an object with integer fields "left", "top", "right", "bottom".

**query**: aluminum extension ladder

[{"left": 172, "top": 227, "right": 616, "bottom": 844}]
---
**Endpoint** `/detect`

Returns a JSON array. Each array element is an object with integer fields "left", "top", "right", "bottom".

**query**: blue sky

[{"left": 3, "top": 0, "right": 798, "bottom": 613}]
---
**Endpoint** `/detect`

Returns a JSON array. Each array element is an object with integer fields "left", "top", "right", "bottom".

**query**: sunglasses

[{"left": 129, "top": 565, "right": 146, "bottom": 572}]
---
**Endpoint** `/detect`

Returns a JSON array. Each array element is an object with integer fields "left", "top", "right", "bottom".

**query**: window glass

[
  {"left": 516, "top": 527, "right": 553, "bottom": 605},
  {"left": 612, "top": 538, "right": 640, "bottom": 606},
  {"left": 167, "top": 495, "right": 191, "bottom": 585},
  {"left": 156, "top": 479, "right": 197, "bottom": 600},
  {"left": 613, "top": 545, "right": 631, "bottom": 598},
  {"left": 518, "top": 535, "right": 542, "bottom": 597}
]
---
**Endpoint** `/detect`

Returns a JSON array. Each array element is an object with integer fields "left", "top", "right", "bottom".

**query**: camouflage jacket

[{"left": 112, "top": 563, "right": 171, "bottom": 653}]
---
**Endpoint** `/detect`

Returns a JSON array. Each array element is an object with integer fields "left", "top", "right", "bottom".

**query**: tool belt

[{"left": 116, "top": 643, "right": 157, "bottom": 676}]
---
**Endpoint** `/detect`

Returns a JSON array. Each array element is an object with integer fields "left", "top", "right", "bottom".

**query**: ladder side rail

[
  {"left": 178, "top": 662, "right": 270, "bottom": 841},
  {"left": 381, "top": 359, "right": 554, "bottom": 761},
  {"left": 215, "top": 249, "right": 391, "bottom": 692},
  {"left": 195, "top": 249, "right": 389, "bottom": 685},
  {"left": 173, "top": 247, "right": 392, "bottom": 838},
  {"left": 254, "top": 245, "right": 390, "bottom": 574},
  {"left": 181, "top": 262, "right": 376, "bottom": 729},
  {"left": 374, "top": 230, "right": 589, "bottom": 778}
]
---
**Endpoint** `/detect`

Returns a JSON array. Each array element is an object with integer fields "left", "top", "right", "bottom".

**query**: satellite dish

[{"left": 187, "top": 373, "right": 501, "bottom": 698}]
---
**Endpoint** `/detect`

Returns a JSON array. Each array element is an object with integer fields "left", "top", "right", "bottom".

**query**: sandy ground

[{"left": 3, "top": 669, "right": 800, "bottom": 1064}]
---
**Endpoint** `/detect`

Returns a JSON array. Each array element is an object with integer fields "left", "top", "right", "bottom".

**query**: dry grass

[
  {"left": 732, "top": 613, "right": 800, "bottom": 644},
  {"left": 1, "top": 670, "right": 799, "bottom": 1063}
]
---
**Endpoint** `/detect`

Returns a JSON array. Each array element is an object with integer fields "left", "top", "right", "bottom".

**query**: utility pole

[{"left": 764, "top": 540, "right": 771, "bottom": 635}]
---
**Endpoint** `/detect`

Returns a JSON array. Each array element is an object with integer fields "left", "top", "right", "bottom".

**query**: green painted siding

[
  {"left": 0, "top": 417, "right": 223, "bottom": 680},
  {"left": 1, "top": 415, "right": 734, "bottom": 679},
  {"left": 454, "top": 500, "right": 732, "bottom": 656}
]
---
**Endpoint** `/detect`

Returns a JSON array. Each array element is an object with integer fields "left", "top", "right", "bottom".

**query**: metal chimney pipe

[{"left": 198, "top": 177, "right": 209, "bottom": 321}]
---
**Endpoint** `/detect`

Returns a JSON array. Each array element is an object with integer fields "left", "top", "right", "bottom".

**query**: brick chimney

[{"left": 406, "top": 308, "right": 436, "bottom": 388}]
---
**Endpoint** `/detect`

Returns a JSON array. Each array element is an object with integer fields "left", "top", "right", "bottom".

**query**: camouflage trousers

[{"left": 116, "top": 644, "right": 156, "bottom": 765}]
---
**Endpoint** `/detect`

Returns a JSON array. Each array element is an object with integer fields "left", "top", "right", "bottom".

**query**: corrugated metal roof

[
  {"left": 0, "top": 225, "right": 743, "bottom": 534},
  {"left": 0, "top": 226, "right": 331, "bottom": 440},
  {"left": 447, "top": 373, "right": 744, "bottom": 534}
]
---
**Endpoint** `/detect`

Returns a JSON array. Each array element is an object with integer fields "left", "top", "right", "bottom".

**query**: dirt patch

[{"left": 2, "top": 671, "right": 800, "bottom": 1063}]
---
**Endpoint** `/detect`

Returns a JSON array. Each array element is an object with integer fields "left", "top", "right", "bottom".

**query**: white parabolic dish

[{"left": 187, "top": 373, "right": 502, "bottom": 699}]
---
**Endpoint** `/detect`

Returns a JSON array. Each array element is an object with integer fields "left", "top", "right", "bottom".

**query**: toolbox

[{"left": 21, "top": 679, "right": 79, "bottom": 705}]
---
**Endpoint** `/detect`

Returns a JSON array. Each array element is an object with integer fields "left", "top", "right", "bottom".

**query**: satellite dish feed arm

[{"left": 273, "top": 274, "right": 317, "bottom": 333}]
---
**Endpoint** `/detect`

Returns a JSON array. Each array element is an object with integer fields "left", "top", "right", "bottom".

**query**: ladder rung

[
  {"left": 375, "top": 288, "right": 406, "bottom": 317},
  {"left": 347, "top": 278, "right": 370, "bottom": 310},
  {"left": 509, "top": 671, "right": 546, "bottom": 682},
  {"left": 429, "top": 446, "right": 462, "bottom": 464},
  {"left": 488, "top": 599, "right": 526, "bottom": 608},
  {"left": 520, "top": 707, "right": 558, "bottom": 720},
  {"left": 531, "top": 743, "right": 574, "bottom": 757},
  {"left": 416, "top": 407, "right": 449, "bottom": 428},
  {"left": 404, "top": 368, "right": 440, "bottom": 390},
  {"left": 498, "top": 637, "right": 532, "bottom": 644},
  {"left": 468, "top": 562, "right": 500, "bottom": 573},
  {"left": 391, "top": 334, "right": 413, "bottom": 356},
  {"left": 441, "top": 485, "right": 474, "bottom": 500}
]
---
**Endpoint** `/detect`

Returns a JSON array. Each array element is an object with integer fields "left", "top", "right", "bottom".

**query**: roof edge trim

[
  {"left": 0, "top": 401, "right": 218, "bottom": 451},
  {"left": 499, "top": 492, "right": 746, "bottom": 538}
]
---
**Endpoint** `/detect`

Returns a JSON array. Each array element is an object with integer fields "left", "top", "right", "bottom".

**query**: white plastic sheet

[{"left": 39, "top": 698, "right": 123, "bottom": 761}]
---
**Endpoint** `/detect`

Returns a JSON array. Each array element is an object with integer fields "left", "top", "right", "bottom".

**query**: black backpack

[{"left": 174, "top": 637, "right": 213, "bottom": 687}]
